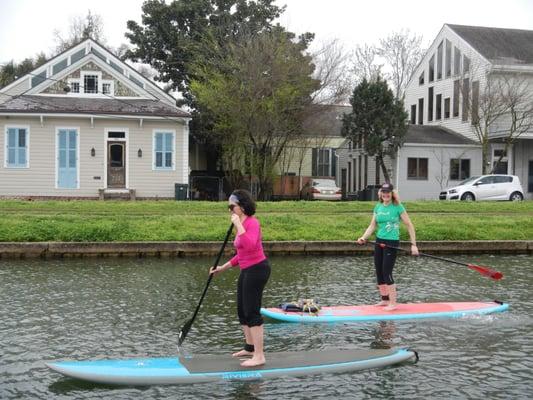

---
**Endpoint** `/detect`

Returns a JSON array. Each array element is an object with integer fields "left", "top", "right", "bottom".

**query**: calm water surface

[{"left": 1, "top": 254, "right": 532, "bottom": 399}]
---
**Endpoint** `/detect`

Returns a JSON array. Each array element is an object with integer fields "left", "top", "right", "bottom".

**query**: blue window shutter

[{"left": 6, "top": 128, "right": 27, "bottom": 167}]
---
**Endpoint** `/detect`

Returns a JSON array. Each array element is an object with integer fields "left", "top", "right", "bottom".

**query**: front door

[{"left": 107, "top": 142, "right": 125, "bottom": 188}]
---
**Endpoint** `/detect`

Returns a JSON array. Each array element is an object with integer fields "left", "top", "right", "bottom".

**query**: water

[{"left": 1, "top": 254, "right": 532, "bottom": 399}]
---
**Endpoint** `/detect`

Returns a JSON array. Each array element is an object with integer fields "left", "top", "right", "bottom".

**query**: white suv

[{"left": 439, "top": 175, "right": 524, "bottom": 201}]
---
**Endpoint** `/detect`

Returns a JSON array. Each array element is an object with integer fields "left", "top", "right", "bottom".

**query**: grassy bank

[{"left": 0, "top": 200, "right": 532, "bottom": 242}]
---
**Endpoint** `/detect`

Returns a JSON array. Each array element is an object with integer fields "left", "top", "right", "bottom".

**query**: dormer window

[
  {"left": 84, "top": 74, "right": 98, "bottom": 94},
  {"left": 66, "top": 71, "right": 114, "bottom": 96}
]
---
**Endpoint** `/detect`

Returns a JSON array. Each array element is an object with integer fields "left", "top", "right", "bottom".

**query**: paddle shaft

[
  {"left": 367, "top": 240, "right": 503, "bottom": 280},
  {"left": 179, "top": 223, "right": 234, "bottom": 345}
]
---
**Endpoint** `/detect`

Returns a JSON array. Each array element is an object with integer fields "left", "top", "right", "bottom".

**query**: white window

[
  {"left": 5, "top": 126, "right": 29, "bottom": 168},
  {"left": 102, "top": 82, "right": 111, "bottom": 95},
  {"left": 70, "top": 82, "right": 80, "bottom": 93},
  {"left": 153, "top": 131, "right": 175, "bottom": 170}
]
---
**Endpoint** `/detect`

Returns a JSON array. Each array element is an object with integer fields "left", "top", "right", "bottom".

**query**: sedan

[{"left": 302, "top": 179, "right": 342, "bottom": 201}]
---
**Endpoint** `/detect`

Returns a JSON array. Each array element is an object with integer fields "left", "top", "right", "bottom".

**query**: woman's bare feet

[
  {"left": 240, "top": 355, "right": 265, "bottom": 367},
  {"left": 232, "top": 349, "right": 253, "bottom": 357},
  {"left": 383, "top": 304, "right": 397, "bottom": 311},
  {"left": 375, "top": 300, "right": 389, "bottom": 306}
]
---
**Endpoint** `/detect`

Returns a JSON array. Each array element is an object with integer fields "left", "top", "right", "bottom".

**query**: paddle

[
  {"left": 178, "top": 223, "right": 234, "bottom": 346},
  {"left": 366, "top": 240, "right": 503, "bottom": 280}
]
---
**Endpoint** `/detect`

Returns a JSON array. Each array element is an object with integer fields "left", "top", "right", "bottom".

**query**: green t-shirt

[{"left": 373, "top": 202, "right": 406, "bottom": 240}]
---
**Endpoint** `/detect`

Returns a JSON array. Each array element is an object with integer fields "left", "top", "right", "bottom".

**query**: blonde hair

[{"left": 378, "top": 189, "right": 401, "bottom": 205}]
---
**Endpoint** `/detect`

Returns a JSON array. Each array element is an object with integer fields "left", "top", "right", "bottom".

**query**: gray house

[
  {"left": 0, "top": 39, "right": 190, "bottom": 199},
  {"left": 337, "top": 125, "right": 480, "bottom": 200},
  {"left": 338, "top": 24, "right": 533, "bottom": 200}
]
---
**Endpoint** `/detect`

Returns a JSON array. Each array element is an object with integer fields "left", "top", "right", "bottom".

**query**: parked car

[
  {"left": 301, "top": 179, "right": 342, "bottom": 201},
  {"left": 439, "top": 175, "right": 524, "bottom": 201}
]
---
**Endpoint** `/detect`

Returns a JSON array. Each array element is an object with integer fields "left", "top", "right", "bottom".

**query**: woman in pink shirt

[{"left": 210, "top": 189, "right": 271, "bottom": 367}]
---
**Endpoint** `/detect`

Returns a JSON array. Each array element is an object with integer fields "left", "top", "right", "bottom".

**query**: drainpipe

[{"left": 395, "top": 147, "right": 400, "bottom": 190}]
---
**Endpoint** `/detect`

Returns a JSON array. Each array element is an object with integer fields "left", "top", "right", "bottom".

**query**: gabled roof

[
  {"left": 302, "top": 104, "right": 351, "bottom": 137},
  {"left": 0, "top": 95, "right": 189, "bottom": 118},
  {"left": 447, "top": 24, "right": 533, "bottom": 66},
  {"left": 0, "top": 38, "right": 179, "bottom": 106},
  {"left": 405, "top": 125, "right": 478, "bottom": 145}
]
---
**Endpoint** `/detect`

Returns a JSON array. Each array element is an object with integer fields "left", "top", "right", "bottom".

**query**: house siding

[
  {"left": 279, "top": 137, "right": 345, "bottom": 177},
  {"left": 404, "top": 25, "right": 490, "bottom": 141},
  {"left": 0, "top": 78, "right": 30, "bottom": 99},
  {"left": 396, "top": 144, "right": 482, "bottom": 200},
  {"left": 0, "top": 116, "right": 188, "bottom": 198},
  {"left": 513, "top": 139, "right": 533, "bottom": 199}
]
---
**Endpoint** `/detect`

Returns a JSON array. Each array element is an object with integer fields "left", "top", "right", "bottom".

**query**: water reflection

[{"left": 370, "top": 321, "right": 396, "bottom": 349}]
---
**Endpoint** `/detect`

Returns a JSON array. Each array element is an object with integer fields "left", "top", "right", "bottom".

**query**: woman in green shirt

[{"left": 357, "top": 183, "right": 418, "bottom": 310}]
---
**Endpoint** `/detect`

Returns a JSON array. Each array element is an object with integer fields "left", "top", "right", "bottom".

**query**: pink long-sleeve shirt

[{"left": 229, "top": 216, "right": 267, "bottom": 269}]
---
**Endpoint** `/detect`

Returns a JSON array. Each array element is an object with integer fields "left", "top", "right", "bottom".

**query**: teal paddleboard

[{"left": 47, "top": 347, "right": 416, "bottom": 385}]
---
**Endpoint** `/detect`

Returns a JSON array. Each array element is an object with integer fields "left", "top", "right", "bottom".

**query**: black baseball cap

[{"left": 381, "top": 183, "right": 394, "bottom": 192}]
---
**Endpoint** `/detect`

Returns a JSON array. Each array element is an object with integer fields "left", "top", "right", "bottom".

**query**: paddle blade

[
  {"left": 178, "top": 319, "right": 193, "bottom": 346},
  {"left": 468, "top": 264, "right": 503, "bottom": 280}
]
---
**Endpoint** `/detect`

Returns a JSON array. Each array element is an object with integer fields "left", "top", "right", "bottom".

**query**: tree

[
  {"left": 190, "top": 28, "right": 320, "bottom": 199},
  {"left": 350, "top": 44, "right": 382, "bottom": 84},
  {"left": 378, "top": 29, "right": 424, "bottom": 99},
  {"left": 53, "top": 10, "right": 106, "bottom": 54},
  {"left": 342, "top": 77, "right": 408, "bottom": 182},
  {"left": 125, "top": 0, "right": 284, "bottom": 106},
  {"left": 311, "top": 39, "right": 352, "bottom": 105},
  {"left": 0, "top": 53, "right": 47, "bottom": 89},
  {"left": 462, "top": 67, "right": 533, "bottom": 174}
]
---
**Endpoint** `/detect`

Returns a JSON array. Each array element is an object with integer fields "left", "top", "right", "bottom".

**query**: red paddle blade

[{"left": 468, "top": 264, "right": 503, "bottom": 280}]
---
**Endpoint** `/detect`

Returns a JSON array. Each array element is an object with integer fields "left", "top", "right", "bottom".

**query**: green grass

[{"left": 0, "top": 200, "right": 531, "bottom": 242}]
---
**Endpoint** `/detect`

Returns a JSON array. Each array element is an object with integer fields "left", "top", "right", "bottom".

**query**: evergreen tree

[{"left": 342, "top": 77, "right": 408, "bottom": 183}]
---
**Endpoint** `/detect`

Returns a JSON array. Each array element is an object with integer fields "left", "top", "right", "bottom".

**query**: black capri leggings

[
  {"left": 374, "top": 238, "right": 399, "bottom": 285},
  {"left": 237, "top": 259, "right": 271, "bottom": 327}
]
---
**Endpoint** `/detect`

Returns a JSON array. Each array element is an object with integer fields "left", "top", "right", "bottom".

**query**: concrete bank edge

[{"left": 0, "top": 240, "right": 531, "bottom": 259}]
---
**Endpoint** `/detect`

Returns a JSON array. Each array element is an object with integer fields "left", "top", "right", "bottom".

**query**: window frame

[
  {"left": 407, "top": 157, "right": 429, "bottom": 180},
  {"left": 449, "top": 158, "right": 471, "bottom": 180},
  {"left": 152, "top": 130, "right": 176, "bottom": 171},
  {"left": 4, "top": 125, "right": 30, "bottom": 169}
]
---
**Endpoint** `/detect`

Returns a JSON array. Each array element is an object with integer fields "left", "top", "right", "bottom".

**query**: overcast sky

[{"left": 1, "top": 0, "right": 533, "bottom": 63}]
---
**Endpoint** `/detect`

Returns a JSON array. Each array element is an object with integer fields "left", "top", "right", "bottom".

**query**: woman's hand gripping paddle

[
  {"left": 178, "top": 224, "right": 234, "bottom": 346},
  {"left": 365, "top": 240, "right": 503, "bottom": 280}
]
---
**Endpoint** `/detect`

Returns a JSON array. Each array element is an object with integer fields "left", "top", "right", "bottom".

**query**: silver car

[
  {"left": 302, "top": 179, "right": 342, "bottom": 201},
  {"left": 439, "top": 174, "right": 524, "bottom": 201}
]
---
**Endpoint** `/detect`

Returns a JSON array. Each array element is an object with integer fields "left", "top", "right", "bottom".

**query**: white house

[
  {"left": 0, "top": 39, "right": 191, "bottom": 199},
  {"left": 404, "top": 23, "right": 533, "bottom": 199},
  {"left": 338, "top": 24, "right": 533, "bottom": 200}
]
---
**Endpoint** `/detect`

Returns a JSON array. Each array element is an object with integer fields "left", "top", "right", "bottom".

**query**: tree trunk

[
  {"left": 378, "top": 154, "right": 391, "bottom": 183},
  {"left": 481, "top": 139, "right": 490, "bottom": 175}
]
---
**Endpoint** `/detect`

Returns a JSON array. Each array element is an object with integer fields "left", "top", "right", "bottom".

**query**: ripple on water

[{"left": 0, "top": 254, "right": 532, "bottom": 399}]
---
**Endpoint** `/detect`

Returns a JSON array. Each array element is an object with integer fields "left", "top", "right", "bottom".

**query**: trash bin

[
  {"left": 366, "top": 187, "right": 380, "bottom": 201},
  {"left": 358, "top": 189, "right": 367, "bottom": 201},
  {"left": 174, "top": 183, "right": 188, "bottom": 200}
]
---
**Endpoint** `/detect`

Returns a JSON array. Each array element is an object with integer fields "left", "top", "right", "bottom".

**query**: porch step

[{"left": 98, "top": 189, "right": 136, "bottom": 201}]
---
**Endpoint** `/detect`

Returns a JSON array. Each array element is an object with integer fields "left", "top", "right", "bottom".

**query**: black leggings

[
  {"left": 237, "top": 259, "right": 271, "bottom": 327},
  {"left": 374, "top": 238, "right": 399, "bottom": 285}
]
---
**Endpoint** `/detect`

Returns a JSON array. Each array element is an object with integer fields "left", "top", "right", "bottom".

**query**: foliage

[
  {"left": 190, "top": 28, "right": 320, "bottom": 199},
  {"left": 342, "top": 77, "right": 408, "bottom": 182},
  {"left": 0, "top": 53, "right": 47, "bottom": 89}
]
